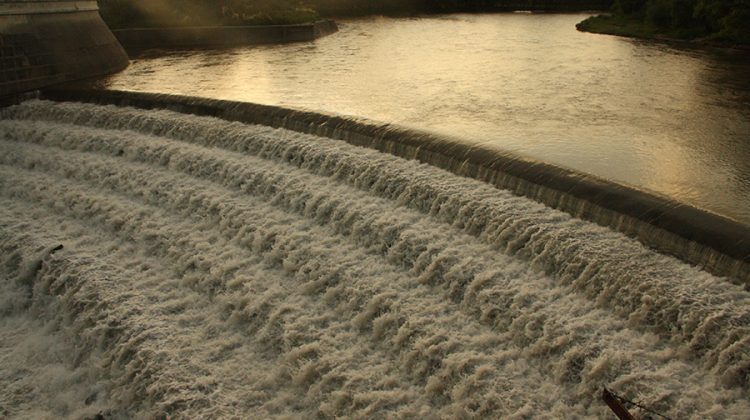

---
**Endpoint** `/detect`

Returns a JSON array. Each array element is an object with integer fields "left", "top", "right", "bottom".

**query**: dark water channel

[{"left": 97, "top": 13, "right": 750, "bottom": 224}]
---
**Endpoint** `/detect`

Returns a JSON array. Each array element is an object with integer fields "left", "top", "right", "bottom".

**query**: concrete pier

[{"left": 0, "top": 1, "right": 128, "bottom": 99}]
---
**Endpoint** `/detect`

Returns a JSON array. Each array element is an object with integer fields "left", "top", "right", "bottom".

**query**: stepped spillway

[{"left": 1, "top": 100, "right": 749, "bottom": 418}]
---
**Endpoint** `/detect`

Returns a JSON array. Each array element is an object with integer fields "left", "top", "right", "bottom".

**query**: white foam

[{"left": 0, "top": 100, "right": 748, "bottom": 418}]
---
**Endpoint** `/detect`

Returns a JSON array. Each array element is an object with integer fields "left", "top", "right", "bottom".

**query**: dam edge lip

[{"left": 36, "top": 87, "right": 750, "bottom": 284}]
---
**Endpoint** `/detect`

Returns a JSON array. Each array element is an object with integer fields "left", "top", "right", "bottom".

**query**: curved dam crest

[{"left": 41, "top": 88, "right": 750, "bottom": 285}]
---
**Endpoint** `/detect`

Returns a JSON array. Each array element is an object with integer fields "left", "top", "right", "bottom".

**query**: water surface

[{"left": 97, "top": 13, "right": 750, "bottom": 224}]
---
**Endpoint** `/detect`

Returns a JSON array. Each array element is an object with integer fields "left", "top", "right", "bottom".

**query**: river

[{"left": 96, "top": 13, "right": 750, "bottom": 224}]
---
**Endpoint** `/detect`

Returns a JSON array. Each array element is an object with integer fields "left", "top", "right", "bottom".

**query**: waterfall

[
  {"left": 40, "top": 88, "right": 750, "bottom": 285},
  {"left": 0, "top": 97, "right": 748, "bottom": 418}
]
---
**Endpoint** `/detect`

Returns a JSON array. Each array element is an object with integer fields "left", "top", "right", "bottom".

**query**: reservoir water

[{"left": 96, "top": 13, "right": 750, "bottom": 225}]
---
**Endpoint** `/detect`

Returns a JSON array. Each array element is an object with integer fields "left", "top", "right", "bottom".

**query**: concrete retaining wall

[
  {"left": 113, "top": 20, "right": 339, "bottom": 55},
  {"left": 0, "top": 1, "right": 128, "bottom": 99}
]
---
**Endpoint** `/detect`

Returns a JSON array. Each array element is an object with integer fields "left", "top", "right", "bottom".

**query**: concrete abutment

[{"left": 0, "top": 1, "right": 128, "bottom": 99}]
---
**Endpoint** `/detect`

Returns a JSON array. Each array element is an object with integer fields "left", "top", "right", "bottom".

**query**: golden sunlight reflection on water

[{"left": 99, "top": 13, "right": 750, "bottom": 224}]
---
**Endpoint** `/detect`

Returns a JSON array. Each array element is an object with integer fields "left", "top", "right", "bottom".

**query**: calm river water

[{"left": 98, "top": 13, "right": 750, "bottom": 224}]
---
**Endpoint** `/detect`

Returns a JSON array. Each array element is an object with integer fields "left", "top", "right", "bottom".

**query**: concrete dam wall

[
  {"left": 0, "top": 1, "right": 128, "bottom": 98},
  {"left": 39, "top": 88, "right": 750, "bottom": 286}
]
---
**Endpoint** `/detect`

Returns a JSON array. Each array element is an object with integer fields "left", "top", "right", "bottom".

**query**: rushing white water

[{"left": 1, "top": 100, "right": 749, "bottom": 418}]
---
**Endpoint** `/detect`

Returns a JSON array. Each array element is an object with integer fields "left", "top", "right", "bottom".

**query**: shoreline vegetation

[{"left": 577, "top": 0, "right": 750, "bottom": 46}]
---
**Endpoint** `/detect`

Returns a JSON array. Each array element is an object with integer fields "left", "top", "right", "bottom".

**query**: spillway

[{"left": 1, "top": 98, "right": 749, "bottom": 418}]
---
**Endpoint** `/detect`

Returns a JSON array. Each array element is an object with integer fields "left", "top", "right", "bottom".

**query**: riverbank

[
  {"left": 112, "top": 20, "right": 338, "bottom": 55},
  {"left": 575, "top": 14, "right": 745, "bottom": 47},
  {"left": 577, "top": 15, "right": 662, "bottom": 39},
  {"left": 576, "top": 0, "right": 749, "bottom": 48}
]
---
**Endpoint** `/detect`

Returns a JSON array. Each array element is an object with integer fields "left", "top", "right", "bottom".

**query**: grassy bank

[{"left": 577, "top": 14, "right": 677, "bottom": 40}]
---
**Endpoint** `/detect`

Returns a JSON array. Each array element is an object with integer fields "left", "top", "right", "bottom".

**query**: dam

[
  {"left": 0, "top": 0, "right": 127, "bottom": 99},
  {"left": 1, "top": 8, "right": 749, "bottom": 420}
]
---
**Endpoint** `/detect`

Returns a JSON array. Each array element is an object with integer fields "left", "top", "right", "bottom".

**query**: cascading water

[{"left": 1, "top": 99, "right": 748, "bottom": 418}]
